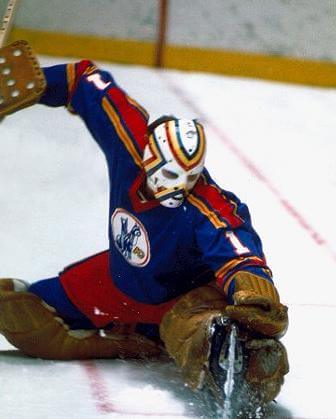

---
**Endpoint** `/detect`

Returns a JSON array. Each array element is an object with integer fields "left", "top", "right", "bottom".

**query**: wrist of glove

[{"left": 224, "top": 272, "right": 288, "bottom": 338}]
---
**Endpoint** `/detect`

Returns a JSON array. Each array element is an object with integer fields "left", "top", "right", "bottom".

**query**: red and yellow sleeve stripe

[
  {"left": 102, "top": 96, "right": 143, "bottom": 167},
  {"left": 66, "top": 60, "right": 97, "bottom": 109},
  {"left": 102, "top": 87, "right": 149, "bottom": 167},
  {"left": 65, "top": 61, "right": 149, "bottom": 167},
  {"left": 216, "top": 256, "right": 270, "bottom": 295}
]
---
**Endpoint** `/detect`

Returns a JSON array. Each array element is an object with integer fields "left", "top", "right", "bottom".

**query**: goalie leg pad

[
  {"left": 0, "top": 287, "right": 161, "bottom": 360},
  {"left": 0, "top": 277, "right": 29, "bottom": 292},
  {"left": 160, "top": 284, "right": 228, "bottom": 389}
]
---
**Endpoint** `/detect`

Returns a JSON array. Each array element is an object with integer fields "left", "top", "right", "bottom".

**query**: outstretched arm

[
  {"left": 40, "top": 60, "right": 149, "bottom": 162},
  {"left": 39, "top": 60, "right": 102, "bottom": 108},
  {"left": 1, "top": 48, "right": 149, "bottom": 165}
]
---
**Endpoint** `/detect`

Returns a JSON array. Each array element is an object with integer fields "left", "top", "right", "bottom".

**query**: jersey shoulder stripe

[
  {"left": 188, "top": 174, "right": 244, "bottom": 229},
  {"left": 187, "top": 193, "right": 227, "bottom": 228},
  {"left": 107, "top": 88, "right": 148, "bottom": 152},
  {"left": 102, "top": 96, "right": 143, "bottom": 167},
  {"left": 102, "top": 88, "right": 148, "bottom": 167},
  {"left": 66, "top": 61, "right": 148, "bottom": 167},
  {"left": 125, "top": 93, "right": 149, "bottom": 122}
]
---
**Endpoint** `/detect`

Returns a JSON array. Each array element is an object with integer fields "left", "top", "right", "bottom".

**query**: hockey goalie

[{"left": 0, "top": 41, "right": 289, "bottom": 415}]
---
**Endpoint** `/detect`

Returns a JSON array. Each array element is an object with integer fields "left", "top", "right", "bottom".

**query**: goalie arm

[
  {"left": 193, "top": 190, "right": 288, "bottom": 338},
  {"left": 215, "top": 248, "right": 288, "bottom": 339},
  {"left": 201, "top": 229, "right": 288, "bottom": 338},
  {"left": 39, "top": 60, "right": 149, "bottom": 162},
  {"left": 38, "top": 60, "right": 97, "bottom": 108}
]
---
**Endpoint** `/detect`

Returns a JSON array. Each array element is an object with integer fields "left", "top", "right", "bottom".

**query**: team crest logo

[{"left": 111, "top": 208, "right": 150, "bottom": 267}]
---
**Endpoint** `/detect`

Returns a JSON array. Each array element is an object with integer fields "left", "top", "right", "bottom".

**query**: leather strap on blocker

[{"left": 0, "top": 40, "right": 46, "bottom": 117}]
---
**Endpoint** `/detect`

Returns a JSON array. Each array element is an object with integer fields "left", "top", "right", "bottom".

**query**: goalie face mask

[{"left": 143, "top": 117, "right": 206, "bottom": 208}]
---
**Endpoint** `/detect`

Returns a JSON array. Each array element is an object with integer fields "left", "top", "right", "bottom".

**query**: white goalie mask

[{"left": 143, "top": 117, "right": 206, "bottom": 208}]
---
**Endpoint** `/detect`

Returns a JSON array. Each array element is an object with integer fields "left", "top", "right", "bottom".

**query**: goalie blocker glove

[
  {"left": 225, "top": 271, "right": 289, "bottom": 338},
  {"left": 160, "top": 281, "right": 289, "bottom": 411}
]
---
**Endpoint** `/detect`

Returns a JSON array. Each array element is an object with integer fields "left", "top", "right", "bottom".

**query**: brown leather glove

[
  {"left": 160, "top": 284, "right": 228, "bottom": 389},
  {"left": 245, "top": 338, "right": 289, "bottom": 403},
  {"left": 160, "top": 281, "right": 289, "bottom": 406},
  {"left": 225, "top": 272, "right": 288, "bottom": 338},
  {"left": 0, "top": 40, "right": 46, "bottom": 118}
]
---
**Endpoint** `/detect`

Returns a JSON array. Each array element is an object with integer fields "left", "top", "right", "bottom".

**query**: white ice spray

[{"left": 221, "top": 324, "right": 238, "bottom": 419}]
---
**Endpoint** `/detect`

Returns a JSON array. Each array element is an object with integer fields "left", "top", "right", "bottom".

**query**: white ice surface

[{"left": 0, "top": 56, "right": 336, "bottom": 419}]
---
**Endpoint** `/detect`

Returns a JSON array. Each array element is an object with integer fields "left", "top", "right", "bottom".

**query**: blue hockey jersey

[{"left": 39, "top": 60, "right": 273, "bottom": 314}]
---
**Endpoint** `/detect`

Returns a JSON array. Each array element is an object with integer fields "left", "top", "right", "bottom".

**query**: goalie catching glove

[{"left": 0, "top": 40, "right": 46, "bottom": 118}]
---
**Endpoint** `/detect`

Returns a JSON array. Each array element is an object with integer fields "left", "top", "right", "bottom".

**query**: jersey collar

[{"left": 129, "top": 171, "right": 160, "bottom": 213}]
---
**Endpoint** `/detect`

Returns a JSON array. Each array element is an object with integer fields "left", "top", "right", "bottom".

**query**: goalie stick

[
  {"left": 0, "top": 0, "right": 20, "bottom": 48},
  {"left": 0, "top": 0, "right": 46, "bottom": 118}
]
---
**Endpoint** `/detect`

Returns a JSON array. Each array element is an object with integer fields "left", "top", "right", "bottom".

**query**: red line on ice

[
  {"left": 162, "top": 74, "right": 336, "bottom": 263},
  {"left": 80, "top": 360, "right": 193, "bottom": 417},
  {"left": 81, "top": 360, "right": 116, "bottom": 414}
]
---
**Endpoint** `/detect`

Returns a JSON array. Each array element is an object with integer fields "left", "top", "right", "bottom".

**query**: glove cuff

[{"left": 233, "top": 271, "right": 280, "bottom": 304}]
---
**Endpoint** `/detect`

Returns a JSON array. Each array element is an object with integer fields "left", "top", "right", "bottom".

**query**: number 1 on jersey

[
  {"left": 87, "top": 73, "right": 111, "bottom": 90},
  {"left": 225, "top": 231, "right": 250, "bottom": 255}
]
